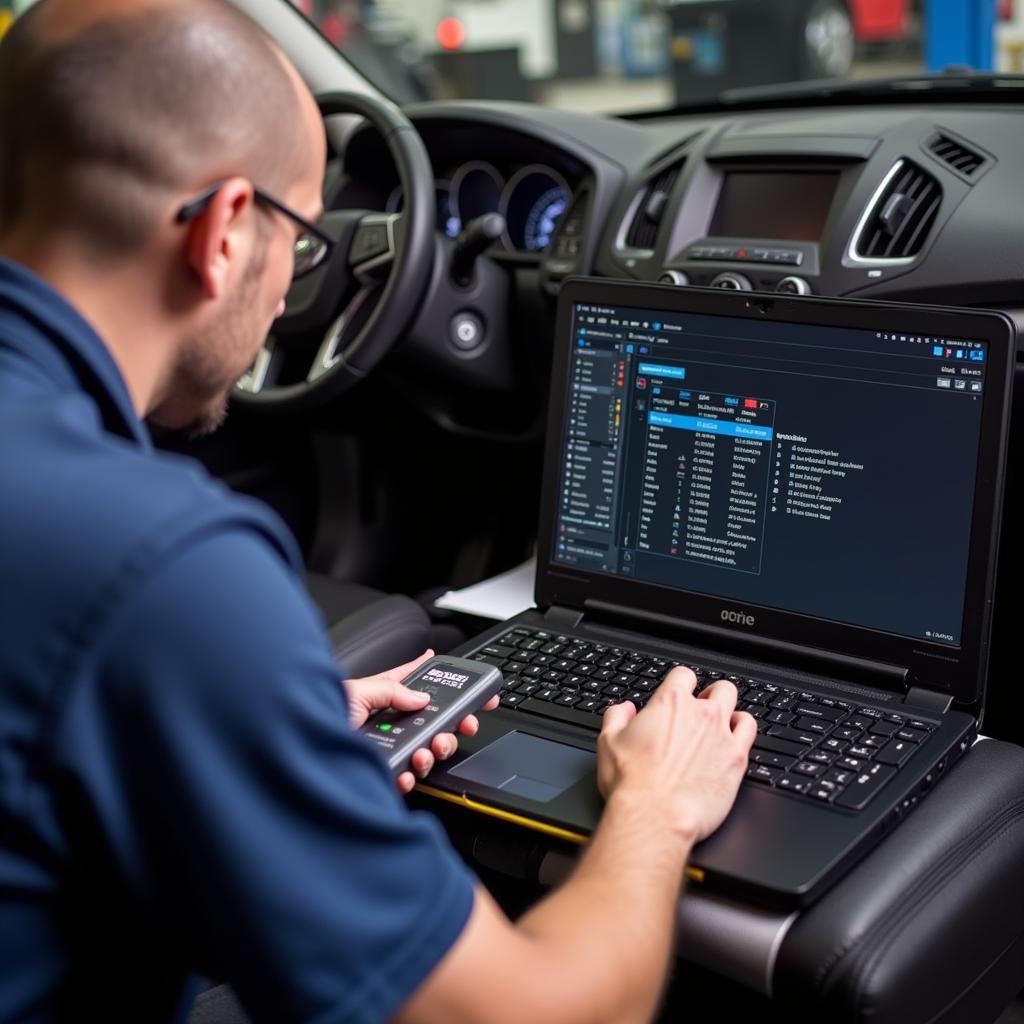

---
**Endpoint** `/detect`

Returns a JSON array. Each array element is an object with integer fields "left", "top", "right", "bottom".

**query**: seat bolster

[
  {"left": 774, "top": 738, "right": 1024, "bottom": 1024},
  {"left": 327, "top": 593, "right": 432, "bottom": 679}
]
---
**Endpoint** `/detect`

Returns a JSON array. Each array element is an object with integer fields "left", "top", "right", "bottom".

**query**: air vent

[
  {"left": 927, "top": 133, "right": 985, "bottom": 177},
  {"left": 623, "top": 161, "right": 684, "bottom": 250},
  {"left": 853, "top": 160, "right": 942, "bottom": 262}
]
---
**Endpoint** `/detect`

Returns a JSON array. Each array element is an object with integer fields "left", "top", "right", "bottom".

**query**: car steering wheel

[{"left": 232, "top": 92, "right": 434, "bottom": 412}]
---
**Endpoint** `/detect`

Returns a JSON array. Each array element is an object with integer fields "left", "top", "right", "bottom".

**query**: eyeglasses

[{"left": 176, "top": 180, "right": 334, "bottom": 280}]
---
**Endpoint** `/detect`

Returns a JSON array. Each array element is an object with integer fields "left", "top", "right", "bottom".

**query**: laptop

[{"left": 418, "top": 278, "right": 1014, "bottom": 909}]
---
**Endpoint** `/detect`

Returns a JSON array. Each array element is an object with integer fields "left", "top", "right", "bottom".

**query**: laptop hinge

[
  {"left": 544, "top": 605, "right": 584, "bottom": 630},
  {"left": 904, "top": 687, "right": 954, "bottom": 715}
]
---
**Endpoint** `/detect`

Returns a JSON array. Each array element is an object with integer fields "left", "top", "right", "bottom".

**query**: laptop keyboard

[{"left": 472, "top": 626, "right": 936, "bottom": 812}]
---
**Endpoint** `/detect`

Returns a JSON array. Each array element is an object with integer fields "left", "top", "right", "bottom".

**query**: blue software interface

[{"left": 552, "top": 302, "right": 989, "bottom": 647}]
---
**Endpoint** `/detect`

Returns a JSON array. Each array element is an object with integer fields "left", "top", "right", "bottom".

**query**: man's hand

[
  {"left": 597, "top": 667, "right": 757, "bottom": 846},
  {"left": 397, "top": 668, "right": 758, "bottom": 1024},
  {"left": 344, "top": 649, "right": 499, "bottom": 795}
]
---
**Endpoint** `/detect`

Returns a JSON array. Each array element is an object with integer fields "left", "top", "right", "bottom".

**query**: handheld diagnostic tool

[{"left": 358, "top": 656, "right": 504, "bottom": 776}]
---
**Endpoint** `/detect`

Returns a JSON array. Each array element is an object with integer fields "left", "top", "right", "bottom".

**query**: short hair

[{"left": 0, "top": 0, "right": 308, "bottom": 258}]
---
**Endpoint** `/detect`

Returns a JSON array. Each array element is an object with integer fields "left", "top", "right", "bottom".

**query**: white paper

[{"left": 434, "top": 558, "right": 536, "bottom": 620}]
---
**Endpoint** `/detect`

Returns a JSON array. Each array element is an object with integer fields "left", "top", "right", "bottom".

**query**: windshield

[
  {"left": 0, "top": 2, "right": 1012, "bottom": 115},
  {"left": 280, "top": 0, "right": 1012, "bottom": 115}
]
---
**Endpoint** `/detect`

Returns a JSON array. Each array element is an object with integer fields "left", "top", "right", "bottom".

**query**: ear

[{"left": 183, "top": 177, "right": 256, "bottom": 300}]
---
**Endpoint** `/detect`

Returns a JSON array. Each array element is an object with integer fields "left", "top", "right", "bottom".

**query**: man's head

[{"left": 0, "top": 0, "right": 326, "bottom": 434}]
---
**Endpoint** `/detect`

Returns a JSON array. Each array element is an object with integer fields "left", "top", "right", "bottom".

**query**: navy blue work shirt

[{"left": 0, "top": 258, "right": 475, "bottom": 1022}]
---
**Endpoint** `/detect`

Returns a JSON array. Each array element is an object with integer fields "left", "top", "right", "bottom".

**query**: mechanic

[{"left": 0, "top": 1, "right": 756, "bottom": 1021}]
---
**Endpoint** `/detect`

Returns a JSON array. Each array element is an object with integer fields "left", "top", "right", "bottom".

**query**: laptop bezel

[{"left": 535, "top": 279, "right": 1014, "bottom": 708}]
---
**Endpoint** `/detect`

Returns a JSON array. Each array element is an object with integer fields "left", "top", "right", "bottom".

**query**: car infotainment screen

[{"left": 709, "top": 171, "right": 840, "bottom": 242}]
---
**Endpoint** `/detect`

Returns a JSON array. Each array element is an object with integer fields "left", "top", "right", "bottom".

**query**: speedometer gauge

[
  {"left": 524, "top": 188, "right": 569, "bottom": 252},
  {"left": 501, "top": 165, "right": 570, "bottom": 252}
]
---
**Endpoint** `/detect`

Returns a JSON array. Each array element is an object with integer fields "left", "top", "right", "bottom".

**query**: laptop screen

[{"left": 551, "top": 300, "right": 990, "bottom": 649}]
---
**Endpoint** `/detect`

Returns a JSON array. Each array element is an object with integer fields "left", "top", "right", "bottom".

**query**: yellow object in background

[{"left": 0, "top": 11, "right": 14, "bottom": 41}]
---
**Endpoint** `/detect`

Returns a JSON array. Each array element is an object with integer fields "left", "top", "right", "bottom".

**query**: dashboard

[{"left": 335, "top": 99, "right": 1024, "bottom": 318}]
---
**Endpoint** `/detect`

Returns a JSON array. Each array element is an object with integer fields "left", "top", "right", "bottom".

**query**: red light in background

[
  {"left": 437, "top": 18, "right": 465, "bottom": 51},
  {"left": 321, "top": 13, "right": 345, "bottom": 44}
]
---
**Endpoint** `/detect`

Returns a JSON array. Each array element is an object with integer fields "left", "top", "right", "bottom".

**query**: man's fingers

[
  {"left": 599, "top": 700, "right": 637, "bottom": 741},
  {"left": 481, "top": 694, "right": 499, "bottom": 712},
  {"left": 645, "top": 667, "right": 698, "bottom": 709},
  {"left": 431, "top": 733, "right": 458, "bottom": 760},
  {"left": 385, "top": 684, "right": 432, "bottom": 712},
  {"left": 386, "top": 648, "right": 434, "bottom": 682},
  {"left": 346, "top": 649, "right": 435, "bottom": 691},
  {"left": 410, "top": 747, "right": 436, "bottom": 778},
  {"left": 456, "top": 714, "right": 479, "bottom": 737},
  {"left": 667, "top": 666, "right": 699, "bottom": 693},
  {"left": 399, "top": 736, "right": 448, "bottom": 795},
  {"left": 730, "top": 710, "right": 758, "bottom": 748},
  {"left": 698, "top": 679, "right": 739, "bottom": 713}
]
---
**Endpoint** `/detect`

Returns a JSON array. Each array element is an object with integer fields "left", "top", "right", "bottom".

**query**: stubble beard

[{"left": 176, "top": 250, "right": 268, "bottom": 439}]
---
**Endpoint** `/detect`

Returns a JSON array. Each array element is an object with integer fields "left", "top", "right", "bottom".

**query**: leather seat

[
  {"left": 305, "top": 572, "right": 463, "bottom": 679},
  {"left": 413, "top": 738, "right": 1024, "bottom": 1024}
]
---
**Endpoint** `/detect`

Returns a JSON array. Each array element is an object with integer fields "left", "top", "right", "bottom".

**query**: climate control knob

[
  {"left": 776, "top": 276, "right": 812, "bottom": 295},
  {"left": 658, "top": 270, "right": 689, "bottom": 286},
  {"left": 710, "top": 272, "right": 752, "bottom": 290}
]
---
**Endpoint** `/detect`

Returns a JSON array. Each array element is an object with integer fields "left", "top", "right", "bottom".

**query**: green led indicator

[{"left": 377, "top": 723, "right": 392, "bottom": 732}]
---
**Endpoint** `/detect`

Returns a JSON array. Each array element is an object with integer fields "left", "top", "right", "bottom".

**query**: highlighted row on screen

[{"left": 648, "top": 411, "right": 774, "bottom": 441}]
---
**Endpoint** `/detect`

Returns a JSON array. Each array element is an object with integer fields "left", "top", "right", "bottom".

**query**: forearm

[
  {"left": 399, "top": 679, "right": 752, "bottom": 1024},
  {"left": 515, "top": 790, "right": 694, "bottom": 1024},
  {"left": 397, "top": 793, "right": 693, "bottom": 1024}
]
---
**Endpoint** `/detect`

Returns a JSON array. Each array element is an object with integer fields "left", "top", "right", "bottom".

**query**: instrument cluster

[{"left": 386, "top": 160, "right": 571, "bottom": 253}]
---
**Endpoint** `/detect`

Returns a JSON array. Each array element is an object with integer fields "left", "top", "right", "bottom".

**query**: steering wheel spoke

[
  {"left": 349, "top": 212, "right": 402, "bottom": 280},
  {"left": 235, "top": 336, "right": 279, "bottom": 395},
  {"left": 307, "top": 285, "right": 377, "bottom": 383}
]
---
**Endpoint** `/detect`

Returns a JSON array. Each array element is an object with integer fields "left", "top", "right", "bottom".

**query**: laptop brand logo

[{"left": 721, "top": 609, "right": 755, "bottom": 627}]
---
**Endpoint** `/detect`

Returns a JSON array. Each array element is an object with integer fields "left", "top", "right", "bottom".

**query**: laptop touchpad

[{"left": 449, "top": 731, "right": 594, "bottom": 804}]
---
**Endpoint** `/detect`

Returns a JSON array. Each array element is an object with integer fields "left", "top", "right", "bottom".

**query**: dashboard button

[
  {"left": 770, "top": 250, "right": 803, "bottom": 265},
  {"left": 546, "top": 259, "right": 575, "bottom": 275},
  {"left": 351, "top": 224, "right": 390, "bottom": 263}
]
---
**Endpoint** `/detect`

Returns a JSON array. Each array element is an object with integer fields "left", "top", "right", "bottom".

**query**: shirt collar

[{"left": 0, "top": 257, "right": 151, "bottom": 449}]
